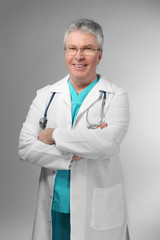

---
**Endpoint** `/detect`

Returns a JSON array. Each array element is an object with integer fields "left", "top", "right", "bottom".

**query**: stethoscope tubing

[
  {"left": 44, "top": 92, "right": 56, "bottom": 118},
  {"left": 39, "top": 92, "right": 55, "bottom": 129},
  {"left": 86, "top": 90, "right": 106, "bottom": 128}
]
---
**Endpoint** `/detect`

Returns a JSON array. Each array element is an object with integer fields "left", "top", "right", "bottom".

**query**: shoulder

[
  {"left": 36, "top": 75, "right": 69, "bottom": 96},
  {"left": 99, "top": 75, "right": 127, "bottom": 94}
]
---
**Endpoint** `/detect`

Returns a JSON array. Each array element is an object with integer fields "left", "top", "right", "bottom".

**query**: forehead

[{"left": 66, "top": 31, "right": 99, "bottom": 47}]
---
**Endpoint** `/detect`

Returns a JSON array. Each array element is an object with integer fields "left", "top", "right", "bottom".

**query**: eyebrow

[{"left": 67, "top": 44, "right": 95, "bottom": 48}]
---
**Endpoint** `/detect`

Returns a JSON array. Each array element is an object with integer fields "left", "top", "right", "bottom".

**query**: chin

[
  {"left": 76, "top": 75, "right": 89, "bottom": 82},
  {"left": 71, "top": 72, "right": 87, "bottom": 80}
]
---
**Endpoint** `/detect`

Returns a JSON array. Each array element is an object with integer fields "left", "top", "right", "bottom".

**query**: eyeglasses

[{"left": 64, "top": 46, "right": 101, "bottom": 56}]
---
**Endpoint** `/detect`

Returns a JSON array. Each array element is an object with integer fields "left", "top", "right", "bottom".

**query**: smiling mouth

[{"left": 73, "top": 64, "right": 87, "bottom": 68}]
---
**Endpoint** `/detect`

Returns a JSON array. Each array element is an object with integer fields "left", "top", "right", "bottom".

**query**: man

[{"left": 18, "top": 18, "right": 130, "bottom": 240}]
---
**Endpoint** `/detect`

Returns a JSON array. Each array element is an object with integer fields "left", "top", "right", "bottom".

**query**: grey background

[{"left": 0, "top": 0, "right": 160, "bottom": 239}]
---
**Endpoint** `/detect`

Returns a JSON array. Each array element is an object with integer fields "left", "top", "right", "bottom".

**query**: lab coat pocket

[{"left": 91, "top": 184, "right": 124, "bottom": 230}]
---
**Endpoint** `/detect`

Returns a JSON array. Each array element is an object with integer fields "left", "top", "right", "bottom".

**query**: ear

[{"left": 97, "top": 52, "right": 102, "bottom": 65}]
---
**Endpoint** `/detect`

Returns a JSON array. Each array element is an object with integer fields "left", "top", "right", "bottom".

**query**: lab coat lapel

[
  {"left": 50, "top": 75, "right": 71, "bottom": 107},
  {"left": 49, "top": 75, "right": 114, "bottom": 117},
  {"left": 77, "top": 75, "right": 114, "bottom": 116}
]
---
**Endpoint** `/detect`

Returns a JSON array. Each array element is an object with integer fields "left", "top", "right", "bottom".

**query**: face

[{"left": 65, "top": 31, "right": 102, "bottom": 87}]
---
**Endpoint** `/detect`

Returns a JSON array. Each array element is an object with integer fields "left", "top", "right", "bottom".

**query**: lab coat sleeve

[
  {"left": 18, "top": 87, "right": 72, "bottom": 170},
  {"left": 52, "top": 87, "right": 130, "bottom": 159}
]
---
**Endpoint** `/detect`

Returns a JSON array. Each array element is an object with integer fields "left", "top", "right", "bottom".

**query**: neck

[{"left": 69, "top": 74, "right": 98, "bottom": 94}]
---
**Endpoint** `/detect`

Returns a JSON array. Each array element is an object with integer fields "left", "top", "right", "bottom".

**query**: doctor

[{"left": 18, "top": 19, "right": 130, "bottom": 240}]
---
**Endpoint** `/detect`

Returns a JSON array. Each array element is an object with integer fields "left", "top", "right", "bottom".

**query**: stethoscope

[
  {"left": 39, "top": 90, "right": 107, "bottom": 129},
  {"left": 86, "top": 90, "right": 106, "bottom": 128},
  {"left": 39, "top": 92, "right": 56, "bottom": 129}
]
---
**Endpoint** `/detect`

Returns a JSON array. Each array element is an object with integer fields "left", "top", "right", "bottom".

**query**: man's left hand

[{"left": 38, "top": 129, "right": 55, "bottom": 145}]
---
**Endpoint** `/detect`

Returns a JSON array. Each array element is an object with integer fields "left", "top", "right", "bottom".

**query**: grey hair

[{"left": 64, "top": 18, "right": 104, "bottom": 52}]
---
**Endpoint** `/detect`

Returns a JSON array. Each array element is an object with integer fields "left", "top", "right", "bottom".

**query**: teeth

[{"left": 74, "top": 64, "right": 86, "bottom": 68}]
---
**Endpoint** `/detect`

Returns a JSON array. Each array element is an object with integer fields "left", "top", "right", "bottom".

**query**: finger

[
  {"left": 72, "top": 155, "right": 83, "bottom": 162},
  {"left": 96, "top": 122, "right": 108, "bottom": 129},
  {"left": 100, "top": 123, "right": 108, "bottom": 129},
  {"left": 38, "top": 130, "right": 44, "bottom": 139}
]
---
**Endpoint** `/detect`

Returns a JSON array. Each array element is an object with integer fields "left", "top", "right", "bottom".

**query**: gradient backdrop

[{"left": 0, "top": 0, "right": 160, "bottom": 239}]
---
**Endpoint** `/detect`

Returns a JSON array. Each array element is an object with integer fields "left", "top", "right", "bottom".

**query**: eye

[
  {"left": 68, "top": 47, "right": 77, "bottom": 51},
  {"left": 83, "top": 47, "right": 92, "bottom": 51}
]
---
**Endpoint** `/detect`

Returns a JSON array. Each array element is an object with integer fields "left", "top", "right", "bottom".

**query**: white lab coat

[{"left": 18, "top": 74, "right": 130, "bottom": 240}]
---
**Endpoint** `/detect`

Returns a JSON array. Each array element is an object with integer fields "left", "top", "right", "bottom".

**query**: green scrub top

[{"left": 52, "top": 77, "right": 99, "bottom": 213}]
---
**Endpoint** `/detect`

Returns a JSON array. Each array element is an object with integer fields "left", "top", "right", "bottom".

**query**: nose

[{"left": 74, "top": 48, "right": 85, "bottom": 60}]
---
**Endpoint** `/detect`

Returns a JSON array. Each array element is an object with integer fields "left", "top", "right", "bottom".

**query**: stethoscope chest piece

[{"left": 39, "top": 117, "right": 48, "bottom": 129}]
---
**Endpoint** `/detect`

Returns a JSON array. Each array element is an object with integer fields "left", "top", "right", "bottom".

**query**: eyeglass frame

[{"left": 64, "top": 46, "right": 101, "bottom": 56}]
